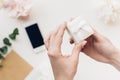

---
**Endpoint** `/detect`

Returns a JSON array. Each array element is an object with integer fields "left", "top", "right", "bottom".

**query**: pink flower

[
  {"left": 4, "top": 0, "right": 32, "bottom": 19},
  {"left": 4, "top": 0, "right": 16, "bottom": 10}
]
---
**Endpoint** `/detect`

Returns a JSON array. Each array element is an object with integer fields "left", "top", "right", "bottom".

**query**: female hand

[
  {"left": 44, "top": 22, "right": 87, "bottom": 80},
  {"left": 70, "top": 29, "right": 120, "bottom": 66},
  {"left": 82, "top": 30, "right": 119, "bottom": 64}
]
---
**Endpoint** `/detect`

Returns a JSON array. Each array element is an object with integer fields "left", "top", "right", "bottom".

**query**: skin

[
  {"left": 44, "top": 22, "right": 87, "bottom": 80},
  {"left": 44, "top": 22, "right": 120, "bottom": 80},
  {"left": 71, "top": 29, "right": 119, "bottom": 64}
]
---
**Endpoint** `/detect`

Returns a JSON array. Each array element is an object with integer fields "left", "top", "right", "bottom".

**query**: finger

[
  {"left": 44, "top": 33, "right": 52, "bottom": 49},
  {"left": 50, "top": 27, "right": 60, "bottom": 43},
  {"left": 71, "top": 41, "right": 87, "bottom": 60},
  {"left": 90, "top": 26, "right": 104, "bottom": 42},
  {"left": 56, "top": 22, "right": 67, "bottom": 46},
  {"left": 56, "top": 22, "right": 67, "bottom": 38},
  {"left": 93, "top": 31, "right": 104, "bottom": 42}
]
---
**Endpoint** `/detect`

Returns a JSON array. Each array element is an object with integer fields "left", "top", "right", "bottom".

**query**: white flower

[
  {"left": 99, "top": 0, "right": 120, "bottom": 24},
  {"left": 3, "top": 0, "right": 32, "bottom": 19}
]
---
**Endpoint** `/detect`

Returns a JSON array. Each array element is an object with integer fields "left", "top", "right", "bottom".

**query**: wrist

[
  {"left": 54, "top": 73, "right": 74, "bottom": 80},
  {"left": 110, "top": 49, "right": 120, "bottom": 71},
  {"left": 54, "top": 75, "right": 73, "bottom": 80}
]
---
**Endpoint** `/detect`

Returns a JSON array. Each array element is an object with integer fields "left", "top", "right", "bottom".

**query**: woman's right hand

[
  {"left": 81, "top": 30, "right": 120, "bottom": 64},
  {"left": 70, "top": 29, "right": 120, "bottom": 64}
]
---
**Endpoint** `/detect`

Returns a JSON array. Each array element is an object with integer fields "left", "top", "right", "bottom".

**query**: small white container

[{"left": 67, "top": 17, "right": 94, "bottom": 44}]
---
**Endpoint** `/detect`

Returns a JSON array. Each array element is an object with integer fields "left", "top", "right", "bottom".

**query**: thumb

[
  {"left": 71, "top": 41, "right": 87, "bottom": 60},
  {"left": 91, "top": 27, "right": 104, "bottom": 41}
]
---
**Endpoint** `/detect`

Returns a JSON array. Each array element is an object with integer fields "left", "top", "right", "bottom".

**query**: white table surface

[{"left": 0, "top": 0, "right": 120, "bottom": 80}]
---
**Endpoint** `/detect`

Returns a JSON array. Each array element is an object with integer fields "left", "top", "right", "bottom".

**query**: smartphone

[{"left": 25, "top": 23, "right": 45, "bottom": 53}]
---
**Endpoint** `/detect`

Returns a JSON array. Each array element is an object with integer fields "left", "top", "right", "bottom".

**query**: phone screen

[{"left": 25, "top": 23, "right": 44, "bottom": 49}]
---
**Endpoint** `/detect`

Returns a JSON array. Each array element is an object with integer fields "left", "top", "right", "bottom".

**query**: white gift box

[
  {"left": 25, "top": 66, "right": 54, "bottom": 80},
  {"left": 67, "top": 17, "right": 94, "bottom": 43}
]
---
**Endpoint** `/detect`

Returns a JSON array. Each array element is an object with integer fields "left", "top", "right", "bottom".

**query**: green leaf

[
  {"left": 9, "top": 28, "right": 19, "bottom": 40},
  {"left": 9, "top": 33, "right": 16, "bottom": 40},
  {"left": 3, "top": 38, "right": 12, "bottom": 46},
  {"left": 0, "top": 46, "right": 8, "bottom": 54},
  {"left": 13, "top": 28, "right": 19, "bottom": 35},
  {"left": 0, "top": 54, "right": 4, "bottom": 60}
]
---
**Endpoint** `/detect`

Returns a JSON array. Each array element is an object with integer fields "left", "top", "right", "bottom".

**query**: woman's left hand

[{"left": 44, "top": 22, "right": 87, "bottom": 80}]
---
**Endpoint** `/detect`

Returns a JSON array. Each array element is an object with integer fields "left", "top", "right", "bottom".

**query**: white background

[{"left": 0, "top": 0, "right": 120, "bottom": 80}]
